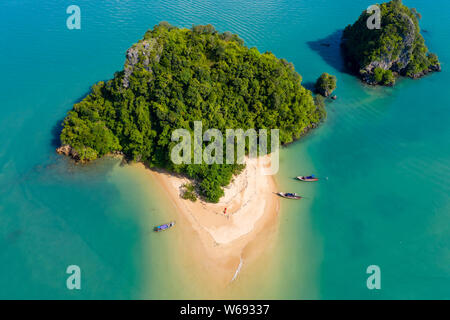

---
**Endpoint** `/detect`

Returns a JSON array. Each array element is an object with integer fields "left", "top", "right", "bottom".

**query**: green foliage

[
  {"left": 373, "top": 67, "right": 384, "bottom": 83},
  {"left": 342, "top": 0, "right": 440, "bottom": 84},
  {"left": 427, "top": 53, "right": 439, "bottom": 66},
  {"left": 60, "top": 22, "right": 324, "bottom": 202},
  {"left": 181, "top": 183, "right": 197, "bottom": 202},
  {"left": 315, "top": 73, "right": 337, "bottom": 96},
  {"left": 373, "top": 67, "right": 395, "bottom": 85}
]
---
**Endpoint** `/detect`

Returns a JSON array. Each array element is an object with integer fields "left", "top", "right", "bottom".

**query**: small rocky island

[{"left": 341, "top": 0, "right": 441, "bottom": 86}]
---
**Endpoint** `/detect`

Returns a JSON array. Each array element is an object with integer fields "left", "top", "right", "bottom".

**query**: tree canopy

[{"left": 60, "top": 22, "right": 325, "bottom": 202}]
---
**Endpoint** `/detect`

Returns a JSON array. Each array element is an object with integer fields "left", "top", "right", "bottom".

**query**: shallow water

[{"left": 0, "top": 0, "right": 449, "bottom": 299}]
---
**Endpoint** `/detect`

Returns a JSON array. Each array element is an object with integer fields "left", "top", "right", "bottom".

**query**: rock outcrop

[{"left": 315, "top": 73, "right": 337, "bottom": 97}]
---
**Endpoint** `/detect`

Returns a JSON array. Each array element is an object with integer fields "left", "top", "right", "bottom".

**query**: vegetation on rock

[
  {"left": 315, "top": 73, "right": 337, "bottom": 97},
  {"left": 341, "top": 0, "right": 440, "bottom": 86},
  {"left": 181, "top": 183, "right": 197, "bottom": 202}
]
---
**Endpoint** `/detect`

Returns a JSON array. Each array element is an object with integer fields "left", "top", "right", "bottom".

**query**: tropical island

[
  {"left": 341, "top": 0, "right": 441, "bottom": 86},
  {"left": 57, "top": 22, "right": 326, "bottom": 203}
]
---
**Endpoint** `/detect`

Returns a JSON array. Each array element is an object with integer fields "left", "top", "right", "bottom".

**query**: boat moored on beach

[
  {"left": 297, "top": 175, "right": 319, "bottom": 182},
  {"left": 277, "top": 192, "right": 303, "bottom": 200},
  {"left": 154, "top": 221, "right": 176, "bottom": 232}
]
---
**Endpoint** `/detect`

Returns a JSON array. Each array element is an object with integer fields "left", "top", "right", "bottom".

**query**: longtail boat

[
  {"left": 277, "top": 192, "right": 303, "bottom": 200},
  {"left": 154, "top": 221, "right": 175, "bottom": 232},
  {"left": 297, "top": 175, "right": 319, "bottom": 182}
]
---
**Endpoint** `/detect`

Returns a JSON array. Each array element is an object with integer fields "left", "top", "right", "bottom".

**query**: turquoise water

[{"left": 0, "top": 0, "right": 449, "bottom": 299}]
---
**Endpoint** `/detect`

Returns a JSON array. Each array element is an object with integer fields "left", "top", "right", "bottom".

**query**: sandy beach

[{"left": 132, "top": 156, "right": 280, "bottom": 287}]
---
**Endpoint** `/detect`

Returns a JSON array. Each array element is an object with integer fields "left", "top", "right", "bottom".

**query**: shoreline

[{"left": 132, "top": 156, "right": 280, "bottom": 287}]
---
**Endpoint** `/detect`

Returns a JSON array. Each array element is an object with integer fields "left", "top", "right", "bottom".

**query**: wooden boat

[
  {"left": 297, "top": 175, "right": 319, "bottom": 182},
  {"left": 277, "top": 192, "right": 303, "bottom": 200},
  {"left": 154, "top": 221, "right": 175, "bottom": 232}
]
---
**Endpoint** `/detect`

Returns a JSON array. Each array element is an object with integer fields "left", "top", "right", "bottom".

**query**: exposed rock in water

[{"left": 57, "top": 22, "right": 326, "bottom": 201}]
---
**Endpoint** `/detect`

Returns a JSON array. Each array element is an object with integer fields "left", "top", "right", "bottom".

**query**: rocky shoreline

[{"left": 56, "top": 145, "right": 78, "bottom": 160}]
